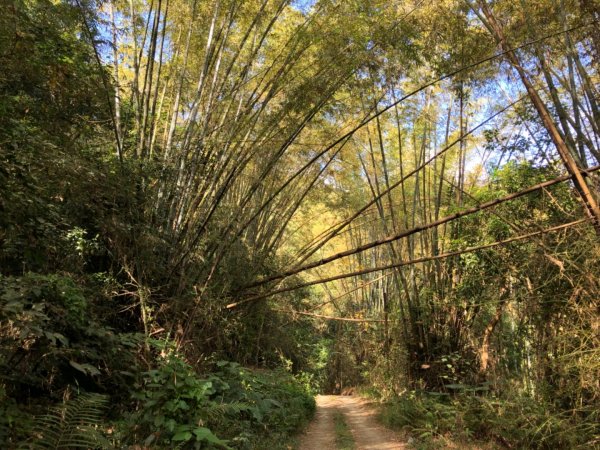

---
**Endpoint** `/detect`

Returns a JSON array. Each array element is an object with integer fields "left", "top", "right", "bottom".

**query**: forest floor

[{"left": 298, "top": 395, "right": 406, "bottom": 450}]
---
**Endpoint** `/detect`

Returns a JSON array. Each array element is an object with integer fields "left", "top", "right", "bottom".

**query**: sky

[{"left": 291, "top": 0, "right": 316, "bottom": 14}]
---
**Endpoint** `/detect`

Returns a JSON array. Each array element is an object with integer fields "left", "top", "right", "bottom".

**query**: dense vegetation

[{"left": 1, "top": 0, "right": 599, "bottom": 448}]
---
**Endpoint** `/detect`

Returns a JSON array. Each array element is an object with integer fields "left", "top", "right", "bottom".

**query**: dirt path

[{"left": 298, "top": 395, "right": 406, "bottom": 450}]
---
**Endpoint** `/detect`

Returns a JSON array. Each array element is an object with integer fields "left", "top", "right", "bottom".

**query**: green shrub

[
  {"left": 120, "top": 352, "right": 230, "bottom": 449},
  {"left": 0, "top": 273, "right": 142, "bottom": 401},
  {"left": 212, "top": 362, "right": 315, "bottom": 448},
  {"left": 0, "top": 385, "right": 31, "bottom": 445},
  {"left": 121, "top": 349, "right": 315, "bottom": 449}
]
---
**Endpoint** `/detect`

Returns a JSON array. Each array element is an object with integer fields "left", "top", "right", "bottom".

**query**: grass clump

[{"left": 334, "top": 411, "right": 355, "bottom": 450}]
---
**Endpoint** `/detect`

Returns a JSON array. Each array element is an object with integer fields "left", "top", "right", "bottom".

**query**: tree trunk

[{"left": 479, "top": 287, "right": 509, "bottom": 376}]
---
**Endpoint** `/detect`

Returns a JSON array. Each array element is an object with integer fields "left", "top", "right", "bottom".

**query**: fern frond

[
  {"left": 204, "top": 401, "right": 253, "bottom": 420},
  {"left": 21, "top": 393, "right": 111, "bottom": 450}
]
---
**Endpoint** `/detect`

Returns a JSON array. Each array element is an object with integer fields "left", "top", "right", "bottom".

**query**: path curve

[{"left": 298, "top": 395, "right": 405, "bottom": 450}]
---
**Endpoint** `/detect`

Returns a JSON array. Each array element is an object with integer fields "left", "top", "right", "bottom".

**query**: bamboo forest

[{"left": 1, "top": 0, "right": 599, "bottom": 448}]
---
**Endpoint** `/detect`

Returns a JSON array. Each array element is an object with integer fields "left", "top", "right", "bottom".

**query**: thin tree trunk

[
  {"left": 479, "top": 287, "right": 509, "bottom": 375},
  {"left": 109, "top": 0, "right": 123, "bottom": 158}
]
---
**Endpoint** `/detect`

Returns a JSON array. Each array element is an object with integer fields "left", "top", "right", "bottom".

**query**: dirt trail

[{"left": 298, "top": 395, "right": 406, "bottom": 450}]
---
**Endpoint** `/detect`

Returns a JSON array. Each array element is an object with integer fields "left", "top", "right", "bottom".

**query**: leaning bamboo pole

[
  {"left": 272, "top": 309, "right": 386, "bottom": 323},
  {"left": 227, "top": 218, "right": 589, "bottom": 308},
  {"left": 238, "top": 165, "right": 600, "bottom": 293}
]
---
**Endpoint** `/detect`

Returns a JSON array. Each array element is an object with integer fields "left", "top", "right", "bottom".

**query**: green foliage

[
  {"left": 0, "top": 273, "right": 89, "bottom": 385},
  {"left": 0, "top": 385, "right": 31, "bottom": 445},
  {"left": 381, "top": 391, "right": 599, "bottom": 449},
  {"left": 1, "top": 1, "right": 598, "bottom": 449},
  {"left": 22, "top": 392, "right": 110, "bottom": 449},
  {"left": 122, "top": 352, "right": 230, "bottom": 448},
  {"left": 0, "top": 0, "right": 116, "bottom": 274},
  {"left": 180, "top": 286, "right": 324, "bottom": 381},
  {"left": 0, "top": 272, "right": 143, "bottom": 408},
  {"left": 122, "top": 350, "right": 315, "bottom": 449}
]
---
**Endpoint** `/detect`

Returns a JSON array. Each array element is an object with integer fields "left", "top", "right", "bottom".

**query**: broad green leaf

[{"left": 172, "top": 430, "right": 192, "bottom": 441}]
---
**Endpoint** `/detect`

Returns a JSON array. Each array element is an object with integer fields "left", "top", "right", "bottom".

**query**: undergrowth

[
  {"left": 0, "top": 274, "right": 315, "bottom": 449},
  {"left": 380, "top": 391, "right": 599, "bottom": 449},
  {"left": 119, "top": 353, "right": 315, "bottom": 449}
]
